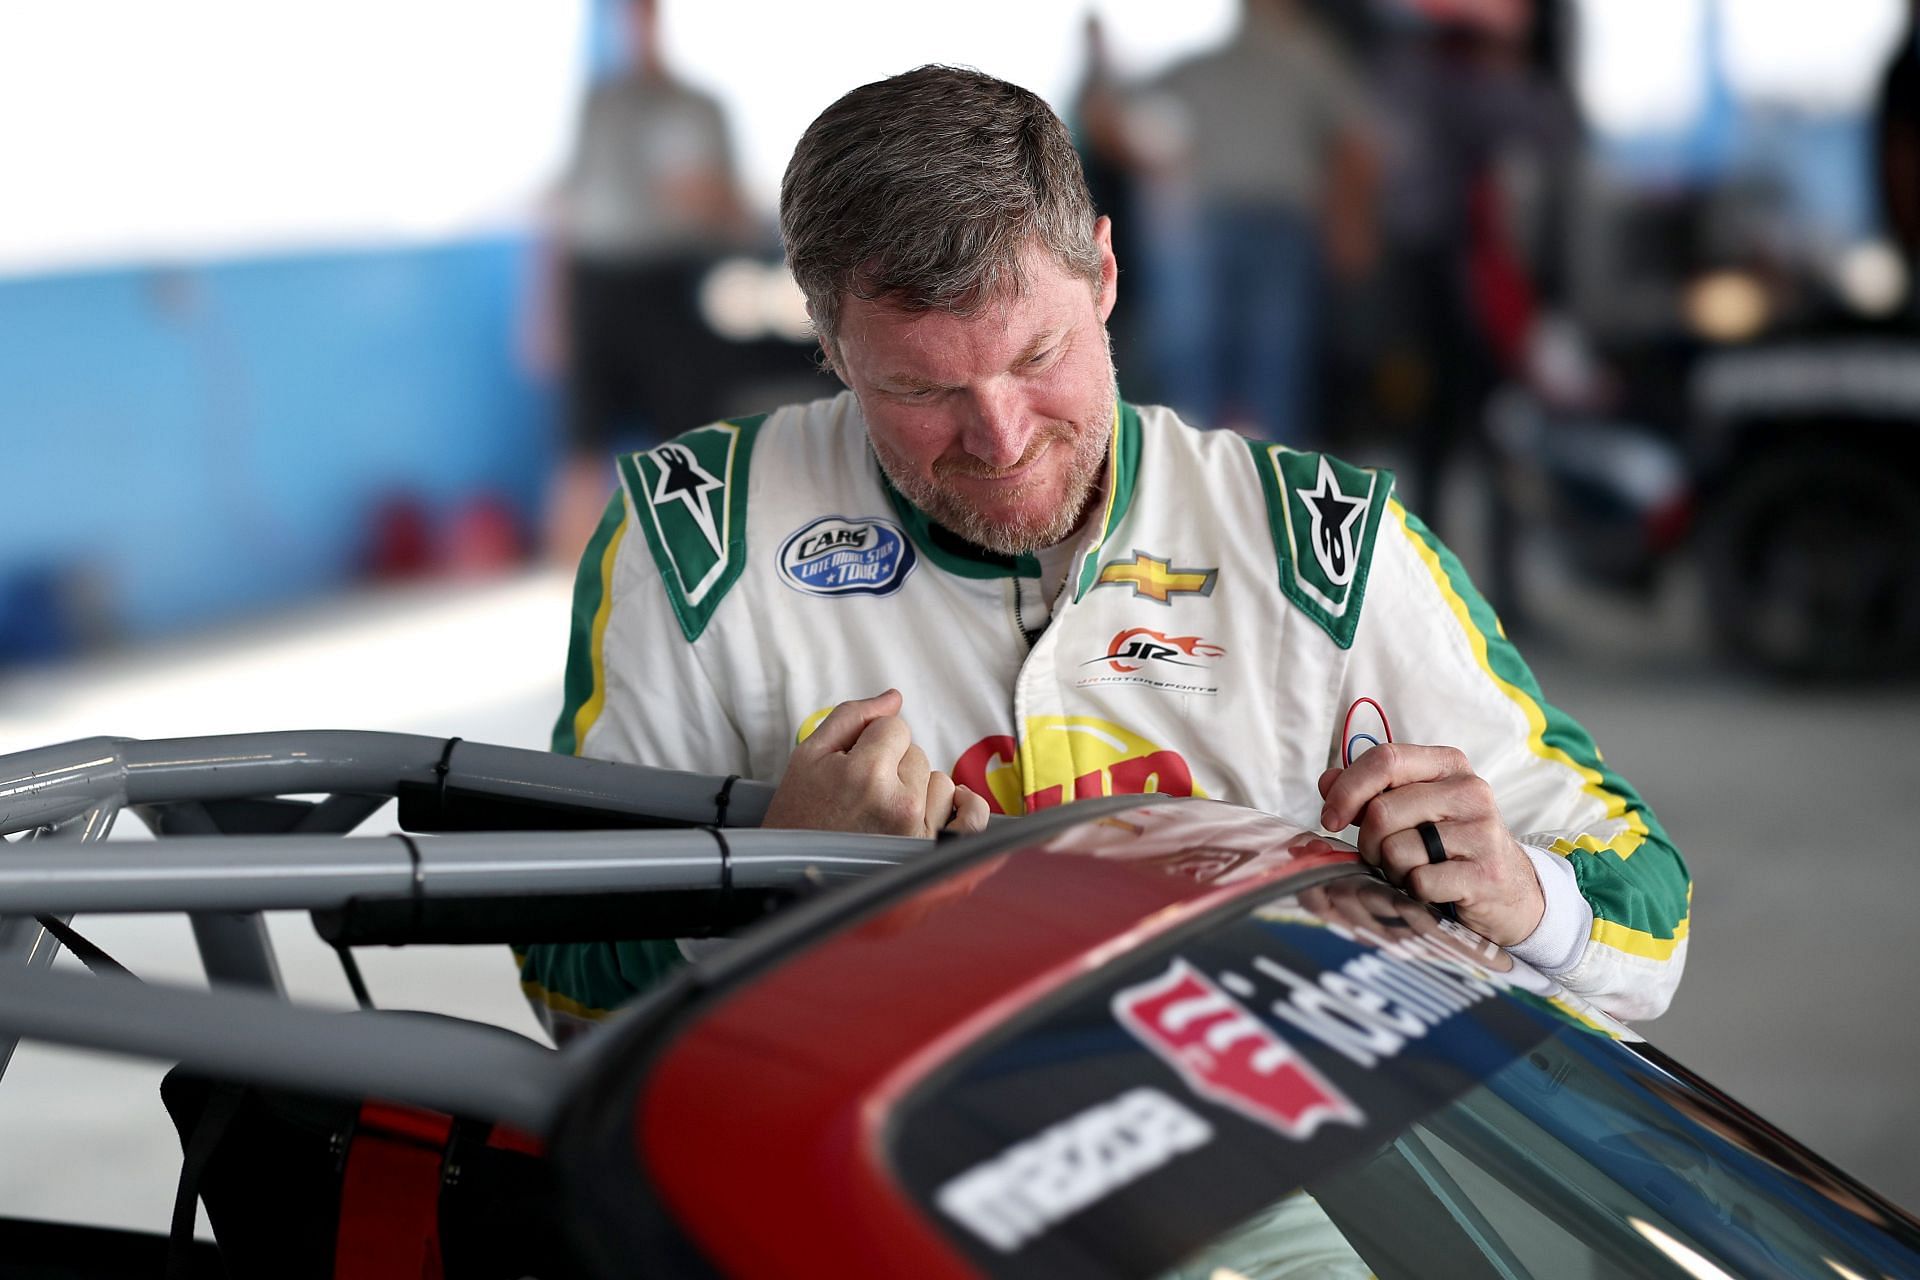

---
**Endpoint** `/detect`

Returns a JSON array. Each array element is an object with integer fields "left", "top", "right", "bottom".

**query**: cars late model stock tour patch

[
  {"left": 777, "top": 514, "right": 917, "bottom": 598},
  {"left": 890, "top": 895, "right": 1560, "bottom": 1278}
]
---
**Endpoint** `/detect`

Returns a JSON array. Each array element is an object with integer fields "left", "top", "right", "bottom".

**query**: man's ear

[
  {"left": 1093, "top": 215, "right": 1119, "bottom": 323},
  {"left": 810, "top": 314, "right": 847, "bottom": 384},
  {"left": 818, "top": 342, "right": 845, "bottom": 384}
]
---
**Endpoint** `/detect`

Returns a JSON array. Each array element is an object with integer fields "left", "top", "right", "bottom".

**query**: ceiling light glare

[
  {"left": 1836, "top": 241, "right": 1909, "bottom": 318},
  {"left": 699, "top": 258, "right": 771, "bottom": 342},
  {"left": 1684, "top": 271, "right": 1770, "bottom": 344},
  {"left": 1628, "top": 1217, "right": 1740, "bottom": 1280}
]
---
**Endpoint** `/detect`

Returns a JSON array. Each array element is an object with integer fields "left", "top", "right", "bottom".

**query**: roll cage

[{"left": 0, "top": 729, "right": 938, "bottom": 1133}]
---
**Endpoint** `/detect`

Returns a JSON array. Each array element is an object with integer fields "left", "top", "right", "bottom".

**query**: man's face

[{"left": 826, "top": 220, "right": 1120, "bottom": 556}]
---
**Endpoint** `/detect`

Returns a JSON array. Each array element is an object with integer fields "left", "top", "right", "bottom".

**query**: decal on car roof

[
  {"left": 934, "top": 1086, "right": 1214, "bottom": 1255},
  {"left": 1112, "top": 960, "right": 1362, "bottom": 1142},
  {"left": 890, "top": 878, "right": 1563, "bottom": 1278}
]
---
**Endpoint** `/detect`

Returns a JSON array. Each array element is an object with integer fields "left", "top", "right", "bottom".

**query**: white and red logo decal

[
  {"left": 1074, "top": 629, "right": 1227, "bottom": 696},
  {"left": 934, "top": 1087, "right": 1212, "bottom": 1254},
  {"left": 1090, "top": 628, "right": 1225, "bottom": 674},
  {"left": 1112, "top": 959, "right": 1364, "bottom": 1141}
]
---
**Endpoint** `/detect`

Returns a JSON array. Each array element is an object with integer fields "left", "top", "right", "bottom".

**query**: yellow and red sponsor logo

[
  {"left": 956, "top": 717, "right": 1205, "bottom": 815},
  {"left": 796, "top": 707, "right": 1204, "bottom": 817}
]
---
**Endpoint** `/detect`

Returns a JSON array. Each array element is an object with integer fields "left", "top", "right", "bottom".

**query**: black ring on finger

[{"left": 1417, "top": 820, "right": 1448, "bottom": 864}]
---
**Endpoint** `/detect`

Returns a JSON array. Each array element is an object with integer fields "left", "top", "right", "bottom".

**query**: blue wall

[{"left": 0, "top": 236, "right": 553, "bottom": 644}]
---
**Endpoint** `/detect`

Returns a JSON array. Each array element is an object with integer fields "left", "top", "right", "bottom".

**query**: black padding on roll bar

[
  {"left": 309, "top": 888, "right": 796, "bottom": 947},
  {"left": 394, "top": 784, "right": 698, "bottom": 833}
]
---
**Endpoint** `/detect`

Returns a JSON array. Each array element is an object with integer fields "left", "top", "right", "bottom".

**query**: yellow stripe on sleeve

[
  {"left": 1390, "top": 500, "right": 1649, "bottom": 859},
  {"left": 1591, "top": 915, "right": 1691, "bottom": 961},
  {"left": 569, "top": 514, "right": 629, "bottom": 757},
  {"left": 1587, "top": 883, "right": 1693, "bottom": 960},
  {"left": 1546, "top": 995, "right": 1625, "bottom": 1038},
  {"left": 519, "top": 976, "right": 613, "bottom": 1023}
]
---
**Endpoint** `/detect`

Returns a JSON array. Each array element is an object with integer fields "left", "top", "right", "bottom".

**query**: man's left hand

[{"left": 1317, "top": 743, "right": 1545, "bottom": 947}]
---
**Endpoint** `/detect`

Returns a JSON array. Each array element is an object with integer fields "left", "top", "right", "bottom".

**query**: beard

[{"left": 871, "top": 349, "right": 1117, "bottom": 558}]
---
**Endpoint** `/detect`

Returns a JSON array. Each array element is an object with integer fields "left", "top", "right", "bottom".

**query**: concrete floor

[
  {"left": 1511, "top": 563, "right": 1920, "bottom": 1215},
  {"left": 1, "top": 546, "right": 1916, "bottom": 1240}
]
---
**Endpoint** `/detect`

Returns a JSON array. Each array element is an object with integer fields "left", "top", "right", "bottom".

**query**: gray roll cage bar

[{"left": 0, "top": 730, "right": 929, "bottom": 1137}]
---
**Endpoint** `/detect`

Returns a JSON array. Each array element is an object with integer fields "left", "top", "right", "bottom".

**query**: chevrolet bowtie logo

[{"left": 1094, "top": 551, "right": 1218, "bottom": 605}]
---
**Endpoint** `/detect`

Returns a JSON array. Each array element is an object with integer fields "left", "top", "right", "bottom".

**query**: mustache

[{"left": 933, "top": 424, "right": 1077, "bottom": 480}]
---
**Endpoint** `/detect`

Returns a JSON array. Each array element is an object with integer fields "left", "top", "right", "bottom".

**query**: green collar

[
  {"left": 877, "top": 399, "right": 1143, "bottom": 581},
  {"left": 1072, "top": 399, "right": 1143, "bottom": 598}
]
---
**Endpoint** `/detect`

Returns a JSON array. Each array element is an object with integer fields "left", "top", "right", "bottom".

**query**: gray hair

[{"left": 779, "top": 65, "right": 1103, "bottom": 354}]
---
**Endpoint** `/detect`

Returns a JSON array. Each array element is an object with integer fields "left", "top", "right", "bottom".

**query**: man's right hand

[{"left": 762, "top": 690, "right": 990, "bottom": 838}]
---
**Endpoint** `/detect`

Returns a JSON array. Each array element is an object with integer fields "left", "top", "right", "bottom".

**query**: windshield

[
  {"left": 1158, "top": 1021, "right": 1920, "bottom": 1280},
  {"left": 890, "top": 873, "right": 1920, "bottom": 1280}
]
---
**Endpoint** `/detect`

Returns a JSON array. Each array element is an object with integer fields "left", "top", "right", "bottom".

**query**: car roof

[{"left": 553, "top": 797, "right": 1625, "bottom": 1278}]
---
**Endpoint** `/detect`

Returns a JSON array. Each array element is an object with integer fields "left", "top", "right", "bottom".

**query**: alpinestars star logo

[
  {"left": 651, "top": 444, "right": 725, "bottom": 556},
  {"left": 1296, "top": 456, "right": 1367, "bottom": 587}
]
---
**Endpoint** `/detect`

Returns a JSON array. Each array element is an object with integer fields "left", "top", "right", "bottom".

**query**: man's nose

[{"left": 961, "top": 383, "right": 1034, "bottom": 471}]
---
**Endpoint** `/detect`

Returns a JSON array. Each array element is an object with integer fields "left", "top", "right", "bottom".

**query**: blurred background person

[
  {"left": 1069, "top": 11, "right": 1157, "bottom": 403},
  {"left": 1876, "top": 0, "right": 1920, "bottom": 310},
  {"left": 1128, "top": 0, "right": 1379, "bottom": 447},
  {"left": 532, "top": 0, "right": 751, "bottom": 563},
  {"left": 1374, "top": 0, "right": 1584, "bottom": 627}
]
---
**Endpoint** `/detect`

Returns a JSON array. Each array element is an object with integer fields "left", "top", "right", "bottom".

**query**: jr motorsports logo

[
  {"left": 778, "top": 515, "right": 916, "bottom": 598},
  {"left": 1076, "top": 628, "right": 1226, "bottom": 696},
  {"left": 1112, "top": 959, "right": 1363, "bottom": 1141}
]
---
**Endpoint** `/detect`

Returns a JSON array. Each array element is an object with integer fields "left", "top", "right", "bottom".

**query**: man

[
  {"left": 534, "top": 0, "right": 751, "bottom": 563},
  {"left": 518, "top": 66, "right": 1688, "bottom": 1041},
  {"left": 1133, "top": 0, "right": 1378, "bottom": 444},
  {"left": 1375, "top": 0, "right": 1582, "bottom": 623}
]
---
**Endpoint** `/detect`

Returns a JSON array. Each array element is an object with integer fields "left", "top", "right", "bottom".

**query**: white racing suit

[{"left": 517, "top": 393, "right": 1690, "bottom": 1037}]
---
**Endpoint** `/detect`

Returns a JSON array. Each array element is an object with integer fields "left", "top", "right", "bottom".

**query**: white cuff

[
  {"left": 677, "top": 936, "right": 733, "bottom": 963},
  {"left": 1505, "top": 844, "right": 1591, "bottom": 976}
]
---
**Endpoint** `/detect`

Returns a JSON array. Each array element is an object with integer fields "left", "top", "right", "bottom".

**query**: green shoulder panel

[
  {"left": 1245, "top": 441, "right": 1393, "bottom": 648},
  {"left": 619, "top": 413, "right": 768, "bottom": 642}
]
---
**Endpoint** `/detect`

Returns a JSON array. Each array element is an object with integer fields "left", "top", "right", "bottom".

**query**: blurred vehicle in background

[
  {"left": 1485, "top": 171, "right": 1920, "bottom": 679},
  {"left": 1404, "top": 0, "right": 1920, "bottom": 679},
  {"left": 1691, "top": 323, "right": 1920, "bottom": 679}
]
